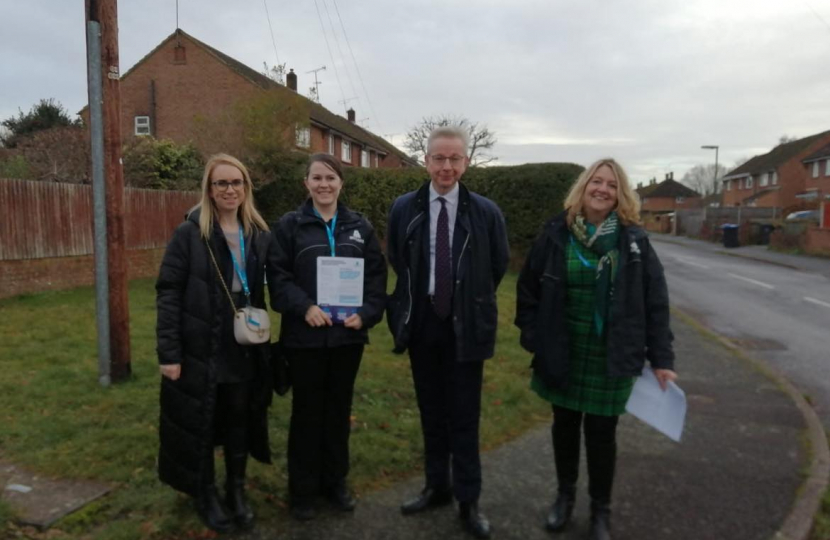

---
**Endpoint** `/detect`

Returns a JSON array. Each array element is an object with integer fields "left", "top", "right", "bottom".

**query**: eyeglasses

[
  {"left": 212, "top": 179, "right": 245, "bottom": 191},
  {"left": 429, "top": 155, "right": 466, "bottom": 166}
]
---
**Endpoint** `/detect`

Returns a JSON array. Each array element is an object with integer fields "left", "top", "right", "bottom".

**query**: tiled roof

[
  {"left": 122, "top": 29, "right": 417, "bottom": 165},
  {"left": 636, "top": 178, "right": 700, "bottom": 199},
  {"left": 803, "top": 142, "right": 830, "bottom": 163},
  {"left": 724, "top": 130, "right": 830, "bottom": 178}
]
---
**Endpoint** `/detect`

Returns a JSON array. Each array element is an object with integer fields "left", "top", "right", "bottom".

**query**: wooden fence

[{"left": 0, "top": 178, "right": 199, "bottom": 261}]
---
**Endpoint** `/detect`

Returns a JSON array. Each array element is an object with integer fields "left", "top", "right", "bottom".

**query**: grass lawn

[{"left": 0, "top": 273, "right": 550, "bottom": 539}]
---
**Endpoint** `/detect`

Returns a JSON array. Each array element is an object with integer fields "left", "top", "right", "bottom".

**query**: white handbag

[{"left": 206, "top": 241, "right": 271, "bottom": 345}]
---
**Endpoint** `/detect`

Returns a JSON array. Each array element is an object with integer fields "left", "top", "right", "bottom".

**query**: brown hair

[
  {"left": 306, "top": 153, "right": 344, "bottom": 180},
  {"left": 563, "top": 158, "right": 641, "bottom": 226}
]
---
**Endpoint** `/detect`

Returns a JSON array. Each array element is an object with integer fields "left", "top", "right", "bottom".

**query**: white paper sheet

[
  {"left": 316, "top": 257, "right": 364, "bottom": 323},
  {"left": 625, "top": 367, "right": 687, "bottom": 442}
]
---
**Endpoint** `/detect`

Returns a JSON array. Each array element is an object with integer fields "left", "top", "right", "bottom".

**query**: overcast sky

[{"left": 2, "top": 0, "right": 829, "bottom": 183}]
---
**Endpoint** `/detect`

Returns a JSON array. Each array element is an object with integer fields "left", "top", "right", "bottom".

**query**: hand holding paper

[{"left": 625, "top": 367, "right": 686, "bottom": 442}]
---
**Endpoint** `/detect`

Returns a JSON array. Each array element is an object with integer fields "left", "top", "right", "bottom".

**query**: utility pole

[
  {"left": 85, "top": 0, "right": 131, "bottom": 383},
  {"left": 306, "top": 66, "right": 326, "bottom": 102}
]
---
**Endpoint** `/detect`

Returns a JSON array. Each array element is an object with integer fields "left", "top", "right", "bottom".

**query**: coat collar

[{"left": 297, "top": 198, "right": 360, "bottom": 225}]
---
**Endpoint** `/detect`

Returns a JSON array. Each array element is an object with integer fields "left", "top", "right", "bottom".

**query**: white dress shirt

[{"left": 428, "top": 182, "right": 459, "bottom": 295}]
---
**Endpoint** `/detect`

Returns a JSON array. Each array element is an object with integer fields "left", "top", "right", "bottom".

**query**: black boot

[
  {"left": 225, "top": 453, "right": 255, "bottom": 529},
  {"left": 459, "top": 501, "right": 491, "bottom": 539},
  {"left": 589, "top": 500, "right": 612, "bottom": 540},
  {"left": 196, "top": 484, "right": 235, "bottom": 533},
  {"left": 327, "top": 481, "right": 357, "bottom": 511},
  {"left": 545, "top": 489, "right": 575, "bottom": 532}
]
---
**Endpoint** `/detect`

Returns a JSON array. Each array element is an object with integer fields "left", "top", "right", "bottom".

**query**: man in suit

[{"left": 386, "top": 126, "right": 509, "bottom": 539}]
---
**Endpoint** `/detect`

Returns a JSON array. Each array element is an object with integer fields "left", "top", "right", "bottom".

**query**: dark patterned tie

[{"left": 433, "top": 197, "right": 452, "bottom": 319}]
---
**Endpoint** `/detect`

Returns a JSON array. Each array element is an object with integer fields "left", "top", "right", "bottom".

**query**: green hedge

[{"left": 255, "top": 162, "right": 583, "bottom": 257}]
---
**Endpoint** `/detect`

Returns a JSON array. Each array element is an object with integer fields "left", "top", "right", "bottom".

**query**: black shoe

[
  {"left": 327, "top": 483, "right": 357, "bottom": 511},
  {"left": 459, "top": 502, "right": 491, "bottom": 539},
  {"left": 400, "top": 486, "right": 453, "bottom": 515},
  {"left": 589, "top": 501, "right": 612, "bottom": 540},
  {"left": 545, "top": 492, "right": 575, "bottom": 532},
  {"left": 290, "top": 502, "right": 316, "bottom": 521},
  {"left": 196, "top": 485, "right": 235, "bottom": 533},
  {"left": 225, "top": 454, "right": 255, "bottom": 529}
]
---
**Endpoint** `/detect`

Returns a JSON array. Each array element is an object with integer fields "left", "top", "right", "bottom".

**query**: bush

[
  {"left": 122, "top": 137, "right": 204, "bottom": 190},
  {"left": 256, "top": 162, "right": 583, "bottom": 257},
  {"left": 0, "top": 154, "right": 31, "bottom": 179}
]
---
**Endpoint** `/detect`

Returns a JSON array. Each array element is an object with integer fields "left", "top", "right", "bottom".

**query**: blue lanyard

[
  {"left": 229, "top": 225, "right": 250, "bottom": 302},
  {"left": 313, "top": 208, "right": 338, "bottom": 256},
  {"left": 570, "top": 235, "right": 596, "bottom": 269}
]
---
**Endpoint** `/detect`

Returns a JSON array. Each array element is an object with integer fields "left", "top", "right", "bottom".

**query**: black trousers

[
  {"left": 409, "top": 305, "right": 484, "bottom": 503},
  {"left": 551, "top": 405, "right": 619, "bottom": 504},
  {"left": 204, "top": 382, "right": 250, "bottom": 484},
  {"left": 287, "top": 344, "right": 363, "bottom": 503}
]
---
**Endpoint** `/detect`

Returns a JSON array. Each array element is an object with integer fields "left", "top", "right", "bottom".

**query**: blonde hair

[
  {"left": 195, "top": 153, "right": 269, "bottom": 239},
  {"left": 563, "top": 158, "right": 641, "bottom": 226}
]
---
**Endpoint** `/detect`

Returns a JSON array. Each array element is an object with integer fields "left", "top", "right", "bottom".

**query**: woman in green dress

[{"left": 515, "top": 158, "right": 677, "bottom": 540}]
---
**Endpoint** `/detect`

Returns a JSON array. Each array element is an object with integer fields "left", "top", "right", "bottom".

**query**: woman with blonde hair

[
  {"left": 156, "top": 154, "right": 277, "bottom": 532},
  {"left": 515, "top": 158, "right": 676, "bottom": 540}
]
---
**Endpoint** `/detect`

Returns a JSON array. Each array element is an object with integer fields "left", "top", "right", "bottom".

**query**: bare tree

[
  {"left": 778, "top": 134, "right": 798, "bottom": 145},
  {"left": 681, "top": 163, "right": 729, "bottom": 196},
  {"left": 404, "top": 115, "right": 497, "bottom": 166}
]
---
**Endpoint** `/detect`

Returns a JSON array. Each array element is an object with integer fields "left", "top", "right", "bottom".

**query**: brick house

[
  {"left": 83, "top": 29, "right": 418, "bottom": 169},
  {"left": 635, "top": 173, "right": 701, "bottom": 233},
  {"left": 721, "top": 130, "right": 830, "bottom": 210},
  {"left": 801, "top": 142, "right": 830, "bottom": 205}
]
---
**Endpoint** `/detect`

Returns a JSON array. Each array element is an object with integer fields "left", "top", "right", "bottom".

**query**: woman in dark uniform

[
  {"left": 515, "top": 158, "right": 677, "bottom": 540},
  {"left": 156, "top": 154, "right": 275, "bottom": 533},
  {"left": 270, "top": 153, "right": 387, "bottom": 521}
]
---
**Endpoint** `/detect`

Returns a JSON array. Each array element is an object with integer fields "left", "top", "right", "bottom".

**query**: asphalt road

[{"left": 652, "top": 236, "right": 830, "bottom": 428}]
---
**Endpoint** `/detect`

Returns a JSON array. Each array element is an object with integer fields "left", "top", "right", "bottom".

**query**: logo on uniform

[{"left": 350, "top": 230, "right": 364, "bottom": 244}]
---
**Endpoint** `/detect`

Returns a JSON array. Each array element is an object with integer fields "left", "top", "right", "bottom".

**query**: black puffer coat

[{"left": 156, "top": 208, "right": 274, "bottom": 497}]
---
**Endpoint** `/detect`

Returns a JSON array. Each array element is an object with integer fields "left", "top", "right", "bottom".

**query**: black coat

[
  {"left": 269, "top": 200, "right": 388, "bottom": 348},
  {"left": 515, "top": 212, "right": 675, "bottom": 390},
  {"left": 386, "top": 181, "right": 510, "bottom": 362},
  {"left": 156, "top": 208, "right": 274, "bottom": 497}
]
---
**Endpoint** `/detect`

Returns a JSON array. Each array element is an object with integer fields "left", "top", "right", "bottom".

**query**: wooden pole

[{"left": 85, "top": 0, "right": 131, "bottom": 381}]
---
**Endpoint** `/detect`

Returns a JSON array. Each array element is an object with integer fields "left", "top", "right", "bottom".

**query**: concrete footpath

[
  {"left": 650, "top": 234, "right": 830, "bottom": 279},
  {"left": 235, "top": 314, "right": 824, "bottom": 540}
]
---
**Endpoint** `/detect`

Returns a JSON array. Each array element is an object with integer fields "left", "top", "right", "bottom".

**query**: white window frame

[
  {"left": 675, "top": 196, "right": 685, "bottom": 204},
  {"left": 825, "top": 159, "right": 830, "bottom": 176},
  {"left": 760, "top": 173, "right": 769, "bottom": 187},
  {"left": 726, "top": 180, "right": 732, "bottom": 191},
  {"left": 361, "top": 149, "right": 370, "bottom": 167},
  {"left": 342, "top": 140, "right": 352, "bottom": 162},
  {"left": 772, "top": 171, "right": 778, "bottom": 185},
  {"left": 746, "top": 176, "right": 754, "bottom": 189},
  {"left": 295, "top": 126, "right": 311, "bottom": 148},
  {"left": 328, "top": 134, "right": 335, "bottom": 155},
  {"left": 813, "top": 162, "right": 820, "bottom": 178},
  {"left": 134, "top": 116, "right": 150, "bottom": 136}
]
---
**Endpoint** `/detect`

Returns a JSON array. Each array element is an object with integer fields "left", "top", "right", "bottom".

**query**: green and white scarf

[{"left": 570, "top": 212, "right": 620, "bottom": 336}]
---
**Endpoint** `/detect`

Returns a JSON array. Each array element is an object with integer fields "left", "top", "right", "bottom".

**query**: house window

[
  {"left": 295, "top": 126, "right": 310, "bottom": 148},
  {"left": 342, "top": 140, "right": 352, "bottom": 162},
  {"left": 738, "top": 179, "right": 743, "bottom": 189},
  {"left": 813, "top": 162, "right": 820, "bottom": 178},
  {"left": 825, "top": 159, "right": 830, "bottom": 176},
  {"left": 134, "top": 116, "right": 150, "bottom": 136},
  {"left": 772, "top": 171, "right": 778, "bottom": 185},
  {"left": 746, "top": 176, "right": 754, "bottom": 189},
  {"left": 726, "top": 180, "right": 732, "bottom": 191},
  {"left": 328, "top": 134, "right": 335, "bottom": 155},
  {"left": 675, "top": 196, "right": 685, "bottom": 204},
  {"left": 361, "top": 150, "right": 370, "bottom": 167},
  {"left": 760, "top": 173, "right": 769, "bottom": 187}
]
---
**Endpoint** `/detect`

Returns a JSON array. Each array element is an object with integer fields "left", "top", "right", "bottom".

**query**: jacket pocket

[{"left": 473, "top": 293, "right": 498, "bottom": 344}]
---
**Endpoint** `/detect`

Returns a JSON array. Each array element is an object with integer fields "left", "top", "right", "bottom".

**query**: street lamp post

[{"left": 701, "top": 145, "right": 719, "bottom": 196}]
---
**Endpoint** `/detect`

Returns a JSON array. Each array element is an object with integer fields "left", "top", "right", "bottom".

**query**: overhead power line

[
  {"left": 322, "top": 0, "right": 361, "bottom": 117},
  {"left": 263, "top": 0, "right": 281, "bottom": 65},
  {"left": 313, "top": 0, "right": 347, "bottom": 112},
  {"left": 332, "top": 0, "right": 383, "bottom": 134}
]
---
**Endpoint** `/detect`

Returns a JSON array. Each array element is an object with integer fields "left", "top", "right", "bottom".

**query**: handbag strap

[{"left": 205, "top": 239, "right": 238, "bottom": 314}]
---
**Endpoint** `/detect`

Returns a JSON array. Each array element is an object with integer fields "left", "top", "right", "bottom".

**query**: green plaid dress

[{"left": 531, "top": 237, "right": 635, "bottom": 416}]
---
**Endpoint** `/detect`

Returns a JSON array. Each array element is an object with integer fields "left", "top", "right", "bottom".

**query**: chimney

[
  {"left": 637, "top": 182, "right": 642, "bottom": 189},
  {"left": 287, "top": 69, "right": 297, "bottom": 91},
  {"left": 347, "top": 108, "right": 356, "bottom": 123},
  {"left": 669, "top": 172, "right": 674, "bottom": 180}
]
